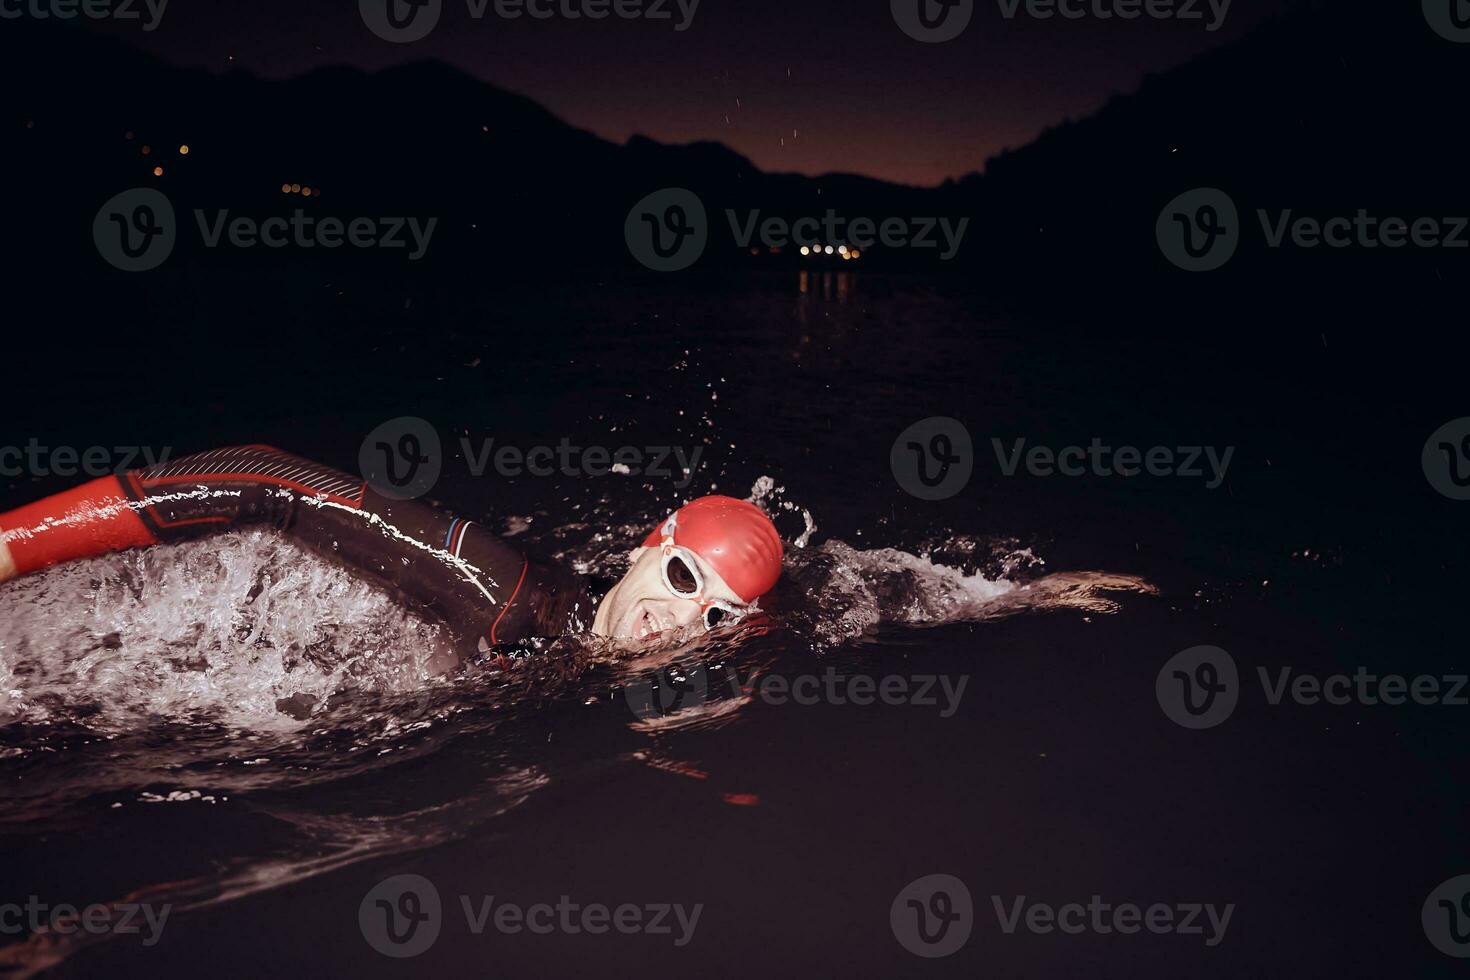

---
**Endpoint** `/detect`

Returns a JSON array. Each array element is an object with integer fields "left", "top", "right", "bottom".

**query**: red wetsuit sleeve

[
  {"left": 0, "top": 476, "right": 158, "bottom": 576},
  {"left": 0, "top": 446, "right": 590, "bottom": 654}
]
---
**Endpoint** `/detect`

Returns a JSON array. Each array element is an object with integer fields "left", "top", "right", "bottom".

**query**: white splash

[{"left": 0, "top": 530, "right": 455, "bottom": 734}]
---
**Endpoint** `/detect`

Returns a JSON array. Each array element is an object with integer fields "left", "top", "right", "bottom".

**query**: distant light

[
  {"left": 800, "top": 246, "right": 810, "bottom": 256},
  {"left": 290, "top": 183, "right": 301, "bottom": 193},
  {"left": 824, "top": 245, "right": 834, "bottom": 255},
  {"left": 302, "top": 187, "right": 312, "bottom": 197},
  {"left": 178, "top": 145, "right": 190, "bottom": 155},
  {"left": 141, "top": 145, "right": 151, "bottom": 156},
  {"left": 152, "top": 166, "right": 163, "bottom": 177},
  {"left": 838, "top": 245, "right": 849, "bottom": 255},
  {"left": 124, "top": 130, "right": 134, "bottom": 140},
  {"left": 281, "top": 183, "right": 291, "bottom": 193}
]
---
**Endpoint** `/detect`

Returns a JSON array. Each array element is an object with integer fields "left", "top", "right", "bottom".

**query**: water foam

[{"left": 0, "top": 530, "right": 455, "bottom": 734}]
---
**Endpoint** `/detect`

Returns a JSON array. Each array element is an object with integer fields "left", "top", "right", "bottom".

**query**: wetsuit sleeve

[{"left": 0, "top": 446, "right": 590, "bottom": 654}]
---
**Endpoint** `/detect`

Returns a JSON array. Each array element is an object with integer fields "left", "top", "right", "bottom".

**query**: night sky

[{"left": 94, "top": 0, "right": 1293, "bottom": 187}]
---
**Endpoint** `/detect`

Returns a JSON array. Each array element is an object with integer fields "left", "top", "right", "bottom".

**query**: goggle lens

[{"left": 665, "top": 552, "right": 700, "bottom": 597}]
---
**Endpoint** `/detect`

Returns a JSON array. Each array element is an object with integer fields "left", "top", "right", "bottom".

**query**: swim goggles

[{"left": 654, "top": 514, "right": 752, "bottom": 631}]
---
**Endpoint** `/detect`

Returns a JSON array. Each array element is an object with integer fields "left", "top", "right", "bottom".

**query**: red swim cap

[{"left": 642, "top": 496, "right": 784, "bottom": 603}]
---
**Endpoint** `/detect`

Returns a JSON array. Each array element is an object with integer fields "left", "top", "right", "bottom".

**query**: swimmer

[{"left": 0, "top": 446, "right": 783, "bottom": 657}]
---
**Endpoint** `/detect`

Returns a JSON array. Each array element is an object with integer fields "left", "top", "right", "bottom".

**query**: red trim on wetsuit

[{"left": 490, "top": 559, "right": 530, "bottom": 645}]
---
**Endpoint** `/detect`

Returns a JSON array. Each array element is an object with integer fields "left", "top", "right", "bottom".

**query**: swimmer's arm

[{"left": 0, "top": 446, "right": 572, "bottom": 650}]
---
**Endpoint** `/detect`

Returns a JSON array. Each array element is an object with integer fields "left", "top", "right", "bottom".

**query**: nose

[{"left": 649, "top": 597, "right": 703, "bottom": 630}]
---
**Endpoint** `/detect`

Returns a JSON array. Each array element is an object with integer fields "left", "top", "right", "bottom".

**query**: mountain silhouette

[{"left": 2, "top": 0, "right": 1462, "bottom": 327}]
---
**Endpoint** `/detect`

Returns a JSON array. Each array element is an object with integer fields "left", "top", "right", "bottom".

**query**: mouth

[{"left": 623, "top": 601, "right": 668, "bottom": 641}]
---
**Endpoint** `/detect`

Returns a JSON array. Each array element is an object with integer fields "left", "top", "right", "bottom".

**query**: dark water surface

[{"left": 2, "top": 271, "right": 1466, "bottom": 977}]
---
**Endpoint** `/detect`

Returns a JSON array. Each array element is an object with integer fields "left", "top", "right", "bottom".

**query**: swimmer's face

[{"left": 593, "top": 546, "right": 746, "bottom": 641}]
